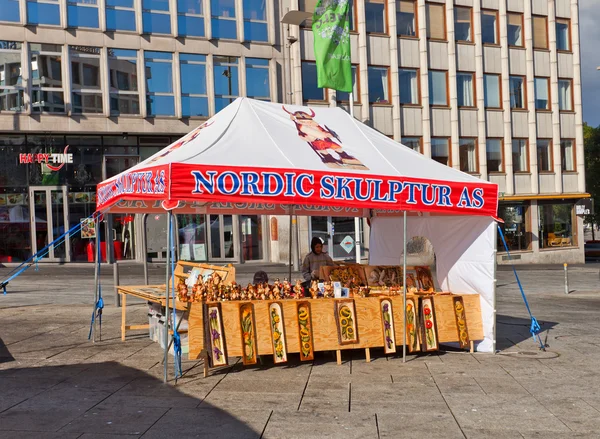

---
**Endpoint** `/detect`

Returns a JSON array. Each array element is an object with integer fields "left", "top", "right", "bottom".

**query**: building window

[
  {"left": 302, "top": 61, "right": 325, "bottom": 101},
  {"left": 481, "top": 9, "right": 498, "bottom": 45},
  {"left": 30, "top": 44, "right": 65, "bottom": 113},
  {"left": 556, "top": 18, "right": 571, "bottom": 51},
  {"left": 108, "top": 49, "right": 139, "bottom": 115},
  {"left": 106, "top": 0, "right": 136, "bottom": 31},
  {"left": 245, "top": 58, "right": 270, "bottom": 101},
  {"left": 456, "top": 72, "right": 474, "bottom": 107},
  {"left": 70, "top": 46, "right": 102, "bottom": 114},
  {"left": 144, "top": 51, "right": 175, "bottom": 116},
  {"left": 534, "top": 77, "right": 550, "bottom": 110},
  {"left": 512, "top": 139, "right": 528, "bottom": 172},
  {"left": 67, "top": 0, "right": 99, "bottom": 28},
  {"left": 365, "top": 0, "right": 386, "bottom": 34},
  {"left": 243, "top": 0, "right": 267, "bottom": 41},
  {"left": 509, "top": 75, "right": 526, "bottom": 109},
  {"left": 459, "top": 138, "right": 477, "bottom": 173},
  {"left": 336, "top": 65, "right": 359, "bottom": 103},
  {"left": 0, "top": 0, "right": 20, "bottom": 22},
  {"left": 537, "top": 139, "right": 552, "bottom": 172},
  {"left": 399, "top": 68, "right": 419, "bottom": 105},
  {"left": 397, "top": 0, "right": 416, "bottom": 37},
  {"left": 426, "top": 3, "right": 445, "bottom": 40},
  {"left": 402, "top": 137, "right": 421, "bottom": 153},
  {"left": 431, "top": 138, "right": 450, "bottom": 166},
  {"left": 507, "top": 13, "right": 523, "bottom": 47},
  {"left": 498, "top": 203, "right": 531, "bottom": 252},
  {"left": 0, "top": 41, "right": 25, "bottom": 112},
  {"left": 454, "top": 7, "right": 472, "bottom": 42},
  {"left": 212, "top": 0, "right": 237, "bottom": 39},
  {"left": 368, "top": 66, "right": 390, "bottom": 104},
  {"left": 142, "top": 0, "right": 171, "bottom": 34},
  {"left": 561, "top": 139, "right": 575, "bottom": 172},
  {"left": 484, "top": 74, "right": 501, "bottom": 109},
  {"left": 180, "top": 53, "right": 208, "bottom": 117},
  {"left": 428, "top": 70, "right": 448, "bottom": 106},
  {"left": 539, "top": 201, "right": 575, "bottom": 248},
  {"left": 27, "top": 0, "right": 60, "bottom": 25},
  {"left": 486, "top": 139, "right": 503, "bottom": 173},
  {"left": 178, "top": 0, "right": 204, "bottom": 37},
  {"left": 213, "top": 56, "right": 239, "bottom": 112},
  {"left": 533, "top": 15, "right": 548, "bottom": 50},
  {"left": 558, "top": 79, "right": 573, "bottom": 111}
]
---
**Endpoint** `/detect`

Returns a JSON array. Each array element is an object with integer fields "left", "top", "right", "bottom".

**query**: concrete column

[
  {"left": 170, "top": 0, "right": 178, "bottom": 37},
  {"left": 98, "top": 0, "right": 106, "bottom": 32},
  {"left": 269, "top": 58, "right": 278, "bottom": 102},
  {"left": 498, "top": 0, "right": 514, "bottom": 195},
  {"left": 289, "top": 0, "right": 302, "bottom": 105},
  {"left": 19, "top": 0, "right": 26, "bottom": 25},
  {"left": 235, "top": 0, "right": 243, "bottom": 41},
  {"left": 473, "top": 0, "right": 487, "bottom": 179},
  {"left": 204, "top": 0, "right": 212, "bottom": 39},
  {"left": 100, "top": 47, "right": 110, "bottom": 116},
  {"left": 571, "top": 0, "right": 585, "bottom": 192},
  {"left": 548, "top": 0, "right": 562, "bottom": 193},
  {"left": 239, "top": 56, "right": 247, "bottom": 97},
  {"left": 355, "top": 0, "right": 369, "bottom": 122},
  {"left": 63, "top": 45, "right": 72, "bottom": 115},
  {"left": 417, "top": 0, "right": 431, "bottom": 158},
  {"left": 524, "top": 0, "right": 538, "bottom": 194},
  {"left": 530, "top": 199, "right": 540, "bottom": 253},
  {"left": 135, "top": 0, "right": 143, "bottom": 34},
  {"left": 60, "top": 0, "right": 67, "bottom": 28},
  {"left": 22, "top": 42, "right": 31, "bottom": 115},
  {"left": 446, "top": 2, "right": 460, "bottom": 171},
  {"left": 388, "top": 0, "right": 401, "bottom": 140},
  {"left": 206, "top": 54, "right": 216, "bottom": 115},
  {"left": 138, "top": 49, "right": 148, "bottom": 117},
  {"left": 173, "top": 51, "right": 182, "bottom": 118}
]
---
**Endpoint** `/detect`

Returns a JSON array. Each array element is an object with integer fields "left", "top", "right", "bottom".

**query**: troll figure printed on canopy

[
  {"left": 148, "top": 120, "right": 214, "bottom": 164},
  {"left": 282, "top": 106, "right": 368, "bottom": 170}
]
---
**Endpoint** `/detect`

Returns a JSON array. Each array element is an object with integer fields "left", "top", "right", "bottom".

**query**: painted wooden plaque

[
  {"left": 206, "top": 303, "right": 228, "bottom": 367},
  {"left": 380, "top": 299, "right": 396, "bottom": 354},
  {"left": 296, "top": 301, "right": 315, "bottom": 361},
  {"left": 405, "top": 298, "right": 420, "bottom": 353},
  {"left": 419, "top": 296, "right": 439, "bottom": 352},
  {"left": 415, "top": 266, "right": 435, "bottom": 292},
  {"left": 268, "top": 302, "right": 288, "bottom": 364},
  {"left": 335, "top": 299, "right": 359, "bottom": 345},
  {"left": 453, "top": 296, "right": 470, "bottom": 349},
  {"left": 239, "top": 303, "right": 258, "bottom": 365}
]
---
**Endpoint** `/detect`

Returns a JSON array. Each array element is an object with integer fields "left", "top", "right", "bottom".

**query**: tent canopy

[{"left": 97, "top": 98, "right": 498, "bottom": 217}]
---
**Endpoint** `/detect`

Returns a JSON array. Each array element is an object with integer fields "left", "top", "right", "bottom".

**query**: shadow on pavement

[
  {"left": 0, "top": 337, "right": 14, "bottom": 364},
  {"left": 0, "top": 361, "right": 265, "bottom": 438},
  {"left": 496, "top": 314, "right": 557, "bottom": 350}
]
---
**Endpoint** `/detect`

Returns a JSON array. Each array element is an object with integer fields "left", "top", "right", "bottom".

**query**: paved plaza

[{"left": 1, "top": 263, "right": 600, "bottom": 438}]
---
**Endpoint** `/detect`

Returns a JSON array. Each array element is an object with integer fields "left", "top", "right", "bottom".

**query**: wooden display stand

[{"left": 117, "top": 261, "right": 235, "bottom": 343}]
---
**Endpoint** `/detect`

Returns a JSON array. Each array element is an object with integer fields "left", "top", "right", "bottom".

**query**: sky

[{"left": 580, "top": 0, "right": 600, "bottom": 127}]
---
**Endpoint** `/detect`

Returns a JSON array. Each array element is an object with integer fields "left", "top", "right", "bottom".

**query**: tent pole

[
  {"left": 288, "top": 207, "right": 293, "bottom": 281},
  {"left": 402, "top": 211, "right": 407, "bottom": 363},
  {"left": 92, "top": 215, "right": 100, "bottom": 343},
  {"left": 143, "top": 214, "right": 149, "bottom": 285},
  {"left": 163, "top": 212, "right": 171, "bottom": 384},
  {"left": 493, "top": 222, "right": 498, "bottom": 354}
]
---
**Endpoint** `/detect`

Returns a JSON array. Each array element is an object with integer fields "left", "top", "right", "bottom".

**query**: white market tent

[{"left": 95, "top": 98, "right": 499, "bottom": 369}]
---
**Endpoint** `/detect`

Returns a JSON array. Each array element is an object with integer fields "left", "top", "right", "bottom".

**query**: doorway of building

[
  {"left": 208, "top": 214, "right": 238, "bottom": 261},
  {"left": 28, "top": 186, "right": 70, "bottom": 261},
  {"left": 309, "top": 216, "right": 365, "bottom": 261}
]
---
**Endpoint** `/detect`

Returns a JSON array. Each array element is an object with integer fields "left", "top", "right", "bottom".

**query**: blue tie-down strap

[
  {"left": 172, "top": 330, "right": 182, "bottom": 379},
  {"left": 497, "top": 225, "right": 546, "bottom": 351},
  {"left": 88, "top": 294, "right": 105, "bottom": 340}
]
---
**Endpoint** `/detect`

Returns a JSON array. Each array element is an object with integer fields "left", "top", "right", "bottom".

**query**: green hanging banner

[{"left": 312, "top": 0, "right": 352, "bottom": 93}]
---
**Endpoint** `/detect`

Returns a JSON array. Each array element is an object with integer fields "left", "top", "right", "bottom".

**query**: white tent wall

[{"left": 369, "top": 215, "right": 496, "bottom": 353}]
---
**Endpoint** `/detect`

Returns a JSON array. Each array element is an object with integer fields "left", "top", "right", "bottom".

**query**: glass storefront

[
  {"left": 497, "top": 202, "right": 532, "bottom": 252},
  {"left": 309, "top": 216, "right": 366, "bottom": 261},
  {"left": 538, "top": 201, "right": 576, "bottom": 249}
]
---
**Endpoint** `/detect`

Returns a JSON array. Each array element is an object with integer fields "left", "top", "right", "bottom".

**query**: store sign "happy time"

[{"left": 18, "top": 146, "right": 73, "bottom": 172}]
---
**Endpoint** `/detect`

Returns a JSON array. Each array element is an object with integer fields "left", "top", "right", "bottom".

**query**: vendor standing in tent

[{"left": 302, "top": 237, "right": 335, "bottom": 291}]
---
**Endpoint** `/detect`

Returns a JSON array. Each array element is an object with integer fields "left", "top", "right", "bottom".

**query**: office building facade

[{"left": 0, "top": 0, "right": 586, "bottom": 265}]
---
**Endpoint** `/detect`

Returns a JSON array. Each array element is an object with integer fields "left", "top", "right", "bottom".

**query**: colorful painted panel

[
  {"left": 405, "top": 298, "right": 420, "bottom": 353},
  {"left": 239, "top": 303, "right": 258, "bottom": 365},
  {"left": 269, "top": 302, "right": 288, "bottom": 364},
  {"left": 335, "top": 299, "right": 359, "bottom": 345},
  {"left": 380, "top": 299, "right": 396, "bottom": 354},
  {"left": 297, "top": 301, "right": 315, "bottom": 361},
  {"left": 453, "top": 296, "right": 470, "bottom": 349},
  {"left": 415, "top": 266, "right": 435, "bottom": 292},
  {"left": 206, "top": 303, "right": 228, "bottom": 367},
  {"left": 419, "top": 296, "right": 439, "bottom": 352}
]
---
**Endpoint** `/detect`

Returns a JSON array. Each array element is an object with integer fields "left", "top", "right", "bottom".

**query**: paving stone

[
  {"left": 262, "top": 411, "right": 378, "bottom": 439},
  {"left": 59, "top": 405, "right": 169, "bottom": 435},
  {"left": 0, "top": 407, "right": 84, "bottom": 432},
  {"left": 377, "top": 413, "right": 465, "bottom": 438},
  {"left": 202, "top": 390, "right": 302, "bottom": 411}
]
